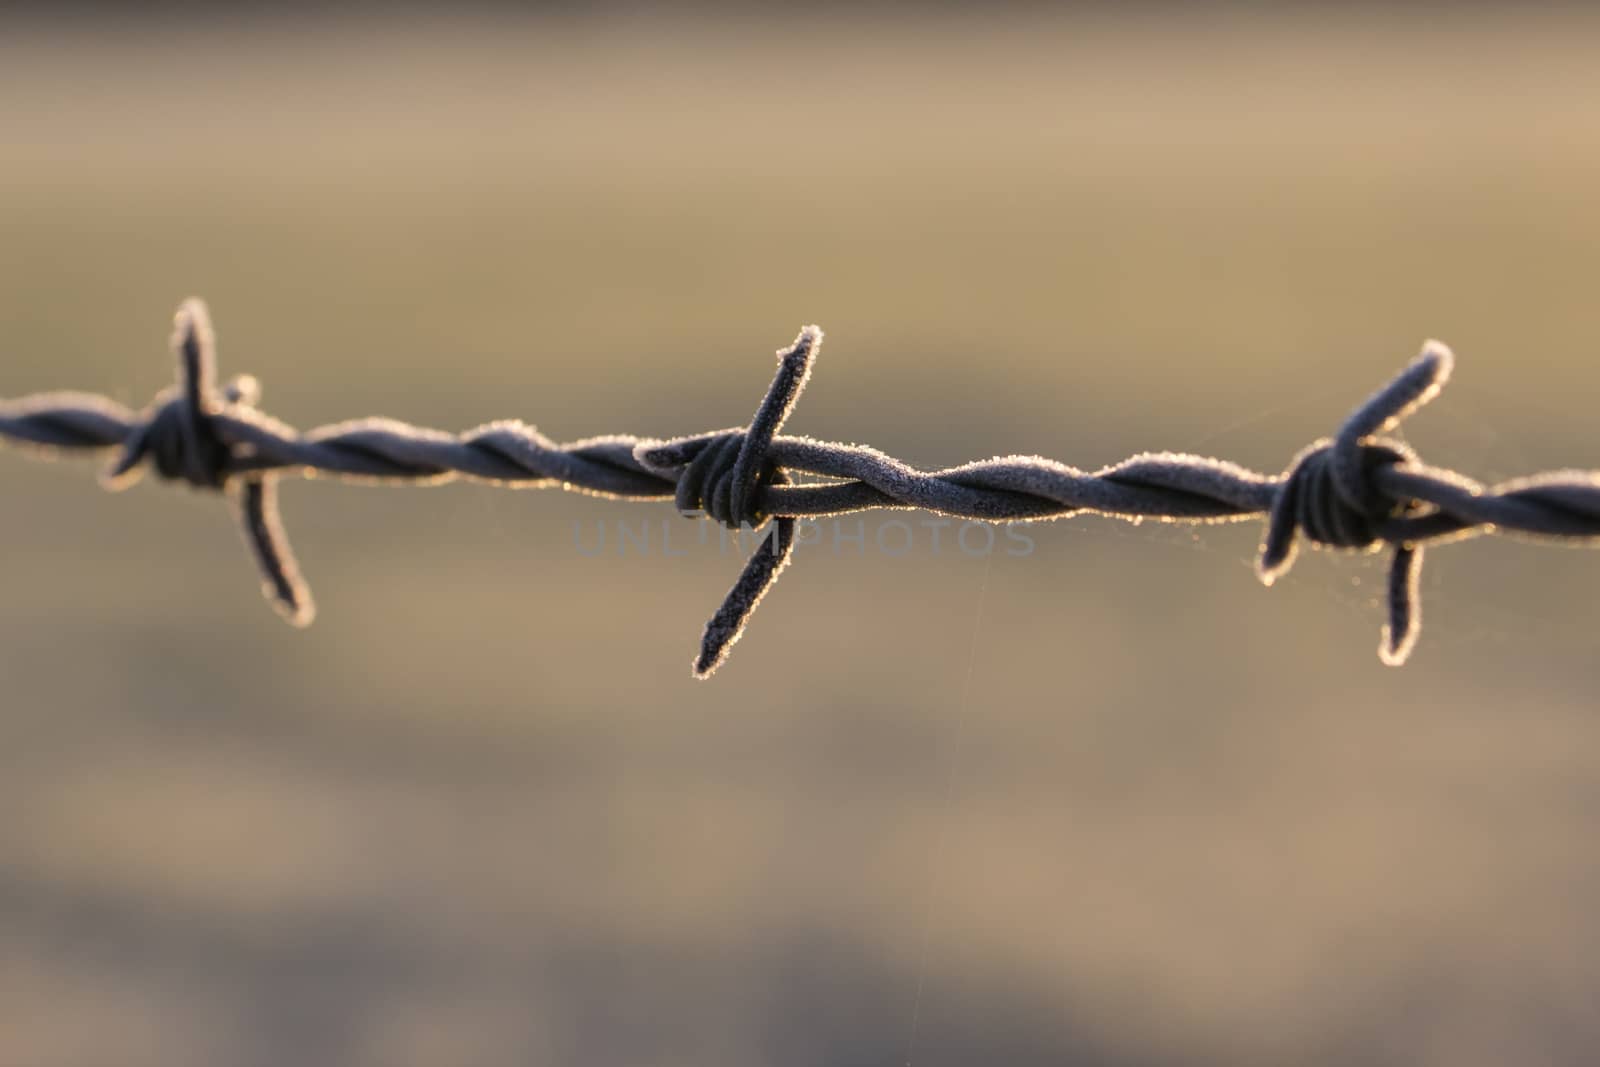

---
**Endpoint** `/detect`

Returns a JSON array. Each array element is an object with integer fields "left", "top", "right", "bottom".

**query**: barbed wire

[{"left": 4, "top": 299, "right": 1598, "bottom": 677}]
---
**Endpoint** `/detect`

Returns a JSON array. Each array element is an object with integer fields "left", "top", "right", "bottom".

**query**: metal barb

[
  {"left": 682, "top": 326, "right": 820, "bottom": 678},
  {"left": 5, "top": 302, "right": 1600, "bottom": 677},
  {"left": 90, "top": 300, "right": 313, "bottom": 626}
]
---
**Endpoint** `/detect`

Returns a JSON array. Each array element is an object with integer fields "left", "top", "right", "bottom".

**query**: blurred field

[{"left": 4, "top": 8, "right": 1600, "bottom": 1066}]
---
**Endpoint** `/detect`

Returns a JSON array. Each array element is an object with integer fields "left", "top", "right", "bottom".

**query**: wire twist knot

[
  {"left": 672, "top": 430, "right": 782, "bottom": 529},
  {"left": 99, "top": 300, "right": 314, "bottom": 627},
  {"left": 105, "top": 301, "right": 261, "bottom": 491},
  {"left": 1273, "top": 436, "right": 1418, "bottom": 552},
  {"left": 1256, "top": 341, "right": 1453, "bottom": 665},
  {"left": 636, "top": 325, "right": 821, "bottom": 675}
]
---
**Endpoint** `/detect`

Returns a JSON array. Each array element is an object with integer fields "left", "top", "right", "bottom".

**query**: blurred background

[{"left": 4, "top": 5, "right": 1600, "bottom": 1065}]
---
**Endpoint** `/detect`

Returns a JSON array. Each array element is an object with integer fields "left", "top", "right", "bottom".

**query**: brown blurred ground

[{"left": 3, "top": 8, "right": 1600, "bottom": 1066}]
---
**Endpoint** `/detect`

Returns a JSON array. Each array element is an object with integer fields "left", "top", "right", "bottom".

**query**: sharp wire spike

[{"left": 690, "top": 327, "right": 821, "bottom": 677}]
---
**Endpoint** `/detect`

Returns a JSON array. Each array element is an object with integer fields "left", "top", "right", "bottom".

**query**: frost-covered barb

[{"left": 4, "top": 300, "right": 1598, "bottom": 676}]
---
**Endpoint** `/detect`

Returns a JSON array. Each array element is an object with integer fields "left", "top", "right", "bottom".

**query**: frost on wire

[{"left": 4, "top": 299, "right": 1599, "bottom": 677}]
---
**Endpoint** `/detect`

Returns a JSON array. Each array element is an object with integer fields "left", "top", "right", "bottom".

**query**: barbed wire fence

[{"left": 3, "top": 299, "right": 1598, "bottom": 677}]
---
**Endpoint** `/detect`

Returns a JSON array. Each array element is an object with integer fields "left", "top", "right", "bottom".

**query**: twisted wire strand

[{"left": 4, "top": 299, "right": 1599, "bottom": 677}]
